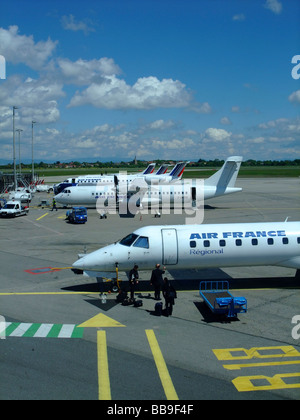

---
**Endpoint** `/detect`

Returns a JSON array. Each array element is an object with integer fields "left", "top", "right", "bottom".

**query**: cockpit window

[
  {"left": 119, "top": 233, "right": 149, "bottom": 248},
  {"left": 120, "top": 233, "right": 138, "bottom": 247},
  {"left": 133, "top": 236, "right": 149, "bottom": 249}
]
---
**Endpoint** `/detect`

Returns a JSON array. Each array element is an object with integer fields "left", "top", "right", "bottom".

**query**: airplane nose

[
  {"left": 72, "top": 244, "right": 121, "bottom": 273},
  {"left": 72, "top": 251, "right": 105, "bottom": 271},
  {"left": 72, "top": 254, "right": 96, "bottom": 270},
  {"left": 72, "top": 258, "right": 84, "bottom": 269}
]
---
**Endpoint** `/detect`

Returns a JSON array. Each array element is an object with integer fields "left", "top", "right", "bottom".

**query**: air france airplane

[
  {"left": 55, "top": 156, "right": 243, "bottom": 208},
  {"left": 53, "top": 162, "right": 156, "bottom": 195},
  {"left": 72, "top": 221, "right": 300, "bottom": 277},
  {"left": 75, "top": 161, "right": 188, "bottom": 187}
]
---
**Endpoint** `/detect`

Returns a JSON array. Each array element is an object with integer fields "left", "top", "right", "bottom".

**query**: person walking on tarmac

[
  {"left": 128, "top": 264, "right": 139, "bottom": 301},
  {"left": 150, "top": 263, "right": 165, "bottom": 300},
  {"left": 162, "top": 277, "right": 177, "bottom": 316},
  {"left": 51, "top": 197, "right": 58, "bottom": 211}
]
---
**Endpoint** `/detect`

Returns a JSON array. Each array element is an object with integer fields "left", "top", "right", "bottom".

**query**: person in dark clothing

[
  {"left": 51, "top": 198, "right": 57, "bottom": 211},
  {"left": 128, "top": 264, "right": 139, "bottom": 300},
  {"left": 162, "top": 277, "right": 177, "bottom": 316},
  {"left": 150, "top": 264, "right": 165, "bottom": 300}
]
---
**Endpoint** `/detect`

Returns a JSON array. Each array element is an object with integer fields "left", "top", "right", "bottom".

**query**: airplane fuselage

[
  {"left": 72, "top": 221, "right": 300, "bottom": 274},
  {"left": 55, "top": 180, "right": 242, "bottom": 208}
]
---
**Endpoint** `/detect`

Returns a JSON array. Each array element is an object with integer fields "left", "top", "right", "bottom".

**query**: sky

[{"left": 0, "top": 0, "right": 299, "bottom": 163}]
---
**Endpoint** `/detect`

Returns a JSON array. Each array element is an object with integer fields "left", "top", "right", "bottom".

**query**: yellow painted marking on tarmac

[
  {"left": 232, "top": 372, "right": 300, "bottom": 392},
  {"left": 36, "top": 213, "right": 48, "bottom": 221},
  {"left": 224, "top": 360, "right": 300, "bottom": 370},
  {"left": 146, "top": 329, "right": 179, "bottom": 400},
  {"left": 77, "top": 313, "right": 125, "bottom": 328},
  {"left": 213, "top": 346, "right": 300, "bottom": 361},
  {"left": 97, "top": 330, "right": 111, "bottom": 400}
]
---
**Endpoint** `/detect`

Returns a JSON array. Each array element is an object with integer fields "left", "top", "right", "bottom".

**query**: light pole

[
  {"left": 31, "top": 120, "right": 36, "bottom": 182},
  {"left": 16, "top": 129, "right": 23, "bottom": 175},
  {"left": 12, "top": 106, "right": 18, "bottom": 190}
]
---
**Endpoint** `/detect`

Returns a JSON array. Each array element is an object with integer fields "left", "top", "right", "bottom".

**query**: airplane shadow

[
  {"left": 62, "top": 270, "right": 299, "bottom": 295},
  {"left": 84, "top": 298, "right": 118, "bottom": 312}
]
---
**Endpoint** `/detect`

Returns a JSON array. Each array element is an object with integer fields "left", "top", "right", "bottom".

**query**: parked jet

[
  {"left": 75, "top": 161, "right": 188, "bottom": 187},
  {"left": 72, "top": 220, "right": 300, "bottom": 278},
  {"left": 54, "top": 156, "right": 242, "bottom": 209},
  {"left": 53, "top": 162, "right": 156, "bottom": 195}
]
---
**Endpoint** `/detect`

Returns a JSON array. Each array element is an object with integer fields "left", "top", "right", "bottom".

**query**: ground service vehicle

[
  {"left": 0, "top": 200, "right": 29, "bottom": 217},
  {"left": 66, "top": 207, "right": 87, "bottom": 224}
]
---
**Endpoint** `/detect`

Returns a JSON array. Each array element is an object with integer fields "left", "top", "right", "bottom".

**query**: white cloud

[
  {"left": 61, "top": 14, "right": 95, "bottom": 35},
  {"left": 264, "top": 0, "right": 282, "bottom": 15},
  {"left": 152, "top": 138, "right": 195, "bottom": 150},
  {"left": 220, "top": 117, "right": 232, "bottom": 125},
  {"left": 0, "top": 75, "right": 64, "bottom": 125},
  {"left": 68, "top": 75, "right": 193, "bottom": 110},
  {"left": 147, "top": 120, "right": 175, "bottom": 130},
  {"left": 0, "top": 26, "right": 57, "bottom": 70},
  {"left": 191, "top": 102, "right": 212, "bottom": 114},
  {"left": 288, "top": 90, "right": 300, "bottom": 104},
  {"left": 57, "top": 57, "right": 121, "bottom": 85},
  {"left": 203, "top": 128, "right": 232, "bottom": 142}
]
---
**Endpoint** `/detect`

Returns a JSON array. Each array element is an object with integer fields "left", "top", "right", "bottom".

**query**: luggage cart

[{"left": 200, "top": 281, "right": 247, "bottom": 318}]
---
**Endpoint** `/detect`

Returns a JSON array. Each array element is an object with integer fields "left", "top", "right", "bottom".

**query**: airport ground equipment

[
  {"left": 199, "top": 281, "right": 247, "bottom": 318},
  {"left": 0, "top": 200, "right": 29, "bottom": 217},
  {"left": 39, "top": 199, "right": 50, "bottom": 209},
  {"left": 66, "top": 207, "right": 87, "bottom": 224}
]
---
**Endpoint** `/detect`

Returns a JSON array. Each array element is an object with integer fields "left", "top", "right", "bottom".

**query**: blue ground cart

[
  {"left": 200, "top": 281, "right": 247, "bottom": 318},
  {"left": 66, "top": 207, "right": 87, "bottom": 224}
]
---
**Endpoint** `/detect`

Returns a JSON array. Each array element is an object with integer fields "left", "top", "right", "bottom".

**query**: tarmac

[{"left": 0, "top": 177, "right": 299, "bottom": 401}]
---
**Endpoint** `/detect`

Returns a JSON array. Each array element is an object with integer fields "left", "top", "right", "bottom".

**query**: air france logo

[
  {"left": 189, "top": 230, "right": 287, "bottom": 240},
  {"left": 0, "top": 55, "right": 6, "bottom": 80}
]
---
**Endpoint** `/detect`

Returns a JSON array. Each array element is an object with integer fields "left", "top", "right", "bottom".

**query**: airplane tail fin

[
  {"left": 205, "top": 156, "right": 243, "bottom": 190},
  {"left": 142, "top": 163, "right": 156, "bottom": 175},
  {"left": 169, "top": 161, "right": 189, "bottom": 179},
  {"left": 155, "top": 164, "right": 169, "bottom": 175}
]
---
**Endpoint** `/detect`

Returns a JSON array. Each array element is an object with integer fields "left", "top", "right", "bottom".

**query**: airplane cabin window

[
  {"left": 190, "top": 240, "right": 197, "bottom": 248},
  {"left": 120, "top": 233, "right": 138, "bottom": 247},
  {"left": 297, "top": 237, "right": 300, "bottom": 244},
  {"left": 282, "top": 237, "right": 289, "bottom": 245},
  {"left": 252, "top": 238, "right": 258, "bottom": 246},
  {"left": 203, "top": 240, "right": 210, "bottom": 247},
  {"left": 267, "top": 238, "right": 274, "bottom": 245},
  {"left": 236, "top": 239, "right": 242, "bottom": 246},
  {"left": 133, "top": 236, "right": 149, "bottom": 249},
  {"left": 219, "top": 240, "right": 226, "bottom": 247}
]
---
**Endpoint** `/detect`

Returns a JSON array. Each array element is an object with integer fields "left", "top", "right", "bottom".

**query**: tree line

[{"left": 0, "top": 158, "right": 299, "bottom": 171}]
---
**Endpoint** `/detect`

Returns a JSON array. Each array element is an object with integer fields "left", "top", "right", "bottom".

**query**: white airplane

[
  {"left": 55, "top": 156, "right": 243, "bottom": 209},
  {"left": 72, "top": 221, "right": 300, "bottom": 277},
  {"left": 53, "top": 162, "right": 157, "bottom": 195},
  {"left": 75, "top": 161, "right": 188, "bottom": 187}
]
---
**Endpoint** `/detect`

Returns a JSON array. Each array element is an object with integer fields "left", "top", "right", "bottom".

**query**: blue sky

[{"left": 0, "top": 0, "right": 299, "bottom": 163}]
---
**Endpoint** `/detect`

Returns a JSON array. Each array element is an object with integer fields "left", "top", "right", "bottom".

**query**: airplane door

[{"left": 161, "top": 228, "right": 178, "bottom": 265}]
